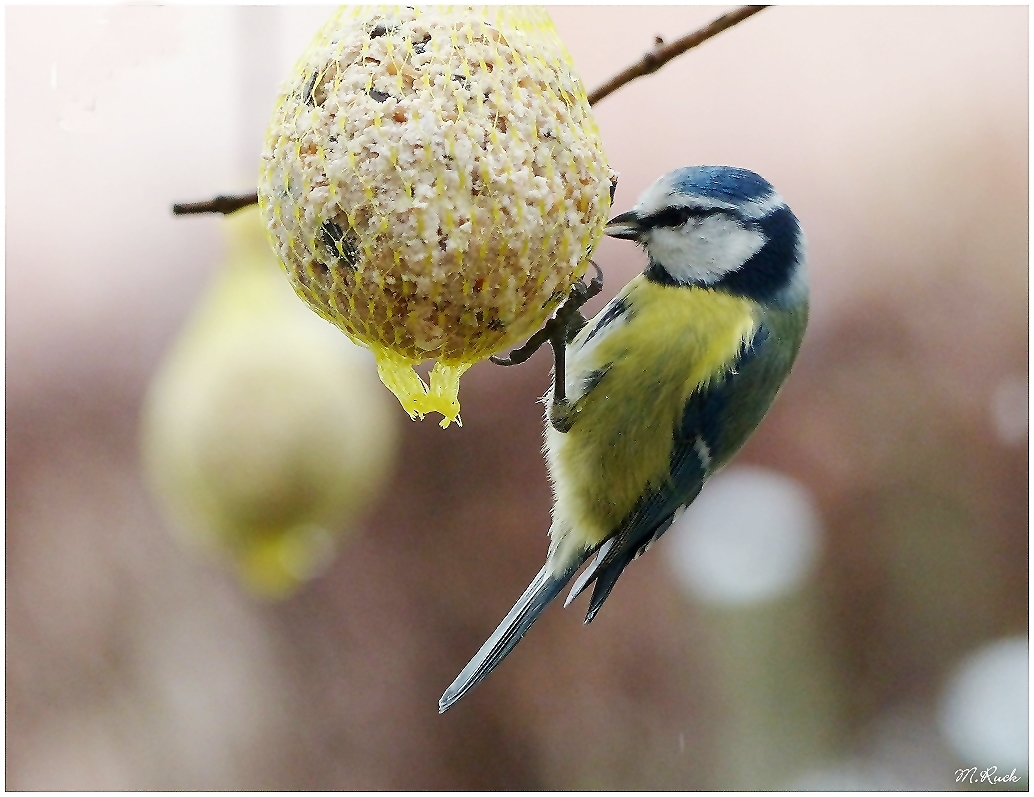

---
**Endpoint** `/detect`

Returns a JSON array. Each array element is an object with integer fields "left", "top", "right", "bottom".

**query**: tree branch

[
  {"left": 586, "top": 5, "right": 768, "bottom": 106},
  {"left": 171, "top": 5, "right": 768, "bottom": 216},
  {"left": 172, "top": 192, "right": 258, "bottom": 216}
]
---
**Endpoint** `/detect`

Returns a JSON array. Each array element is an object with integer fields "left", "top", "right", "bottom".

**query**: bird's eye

[{"left": 648, "top": 206, "right": 708, "bottom": 229}]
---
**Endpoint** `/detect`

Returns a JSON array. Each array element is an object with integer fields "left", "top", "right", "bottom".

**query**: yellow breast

[{"left": 545, "top": 276, "right": 758, "bottom": 551}]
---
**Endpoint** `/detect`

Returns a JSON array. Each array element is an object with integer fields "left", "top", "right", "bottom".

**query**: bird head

[{"left": 605, "top": 166, "right": 806, "bottom": 306}]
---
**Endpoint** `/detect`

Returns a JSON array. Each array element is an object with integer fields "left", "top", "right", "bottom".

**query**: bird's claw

[
  {"left": 489, "top": 325, "right": 552, "bottom": 367},
  {"left": 565, "top": 261, "right": 604, "bottom": 310},
  {"left": 489, "top": 262, "right": 604, "bottom": 367}
]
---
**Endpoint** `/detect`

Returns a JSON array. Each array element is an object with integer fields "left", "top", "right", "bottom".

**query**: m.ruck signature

[{"left": 955, "top": 766, "right": 1022, "bottom": 785}]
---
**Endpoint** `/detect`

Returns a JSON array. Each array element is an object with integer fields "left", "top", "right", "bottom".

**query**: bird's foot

[{"left": 490, "top": 262, "right": 604, "bottom": 367}]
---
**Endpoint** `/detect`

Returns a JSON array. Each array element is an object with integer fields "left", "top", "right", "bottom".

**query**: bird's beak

[{"left": 604, "top": 210, "right": 642, "bottom": 241}]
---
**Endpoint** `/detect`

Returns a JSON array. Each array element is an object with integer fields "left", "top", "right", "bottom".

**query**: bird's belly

[{"left": 545, "top": 282, "right": 757, "bottom": 548}]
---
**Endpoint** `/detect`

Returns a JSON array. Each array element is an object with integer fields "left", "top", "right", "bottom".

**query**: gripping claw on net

[{"left": 490, "top": 262, "right": 604, "bottom": 368}]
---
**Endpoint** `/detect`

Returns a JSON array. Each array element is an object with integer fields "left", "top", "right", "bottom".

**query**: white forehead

[{"left": 634, "top": 172, "right": 786, "bottom": 221}]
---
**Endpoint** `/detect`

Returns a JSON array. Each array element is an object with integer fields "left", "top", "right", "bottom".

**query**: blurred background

[{"left": 5, "top": 5, "right": 1028, "bottom": 789}]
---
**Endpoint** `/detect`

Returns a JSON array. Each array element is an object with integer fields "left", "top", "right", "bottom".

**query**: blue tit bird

[{"left": 439, "top": 165, "right": 809, "bottom": 712}]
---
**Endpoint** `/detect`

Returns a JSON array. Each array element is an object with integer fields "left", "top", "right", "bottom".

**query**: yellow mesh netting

[{"left": 258, "top": 6, "right": 612, "bottom": 427}]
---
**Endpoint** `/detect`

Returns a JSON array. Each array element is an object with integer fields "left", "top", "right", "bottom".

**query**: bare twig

[
  {"left": 172, "top": 192, "right": 259, "bottom": 216},
  {"left": 586, "top": 5, "right": 768, "bottom": 105},
  {"left": 171, "top": 5, "right": 768, "bottom": 216}
]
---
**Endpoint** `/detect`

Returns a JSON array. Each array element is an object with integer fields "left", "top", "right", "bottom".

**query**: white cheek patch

[{"left": 645, "top": 215, "right": 766, "bottom": 285}]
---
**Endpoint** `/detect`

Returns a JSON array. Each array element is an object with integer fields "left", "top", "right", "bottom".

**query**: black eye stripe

[{"left": 642, "top": 206, "right": 734, "bottom": 229}]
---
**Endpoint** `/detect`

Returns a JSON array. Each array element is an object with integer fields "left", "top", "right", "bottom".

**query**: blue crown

[{"left": 668, "top": 165, "right": 775, "bottom": 205}]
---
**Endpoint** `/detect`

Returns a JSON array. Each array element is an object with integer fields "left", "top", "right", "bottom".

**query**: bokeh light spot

[
  {"left": 665, "top": 465, "right": 822, "bottom": 606},
  {"left": 990, "top": 374, "right": 1028, "bottom": 446},
  {"left": 937, "top": 636, "right": 1029, "bottom": 771}
]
